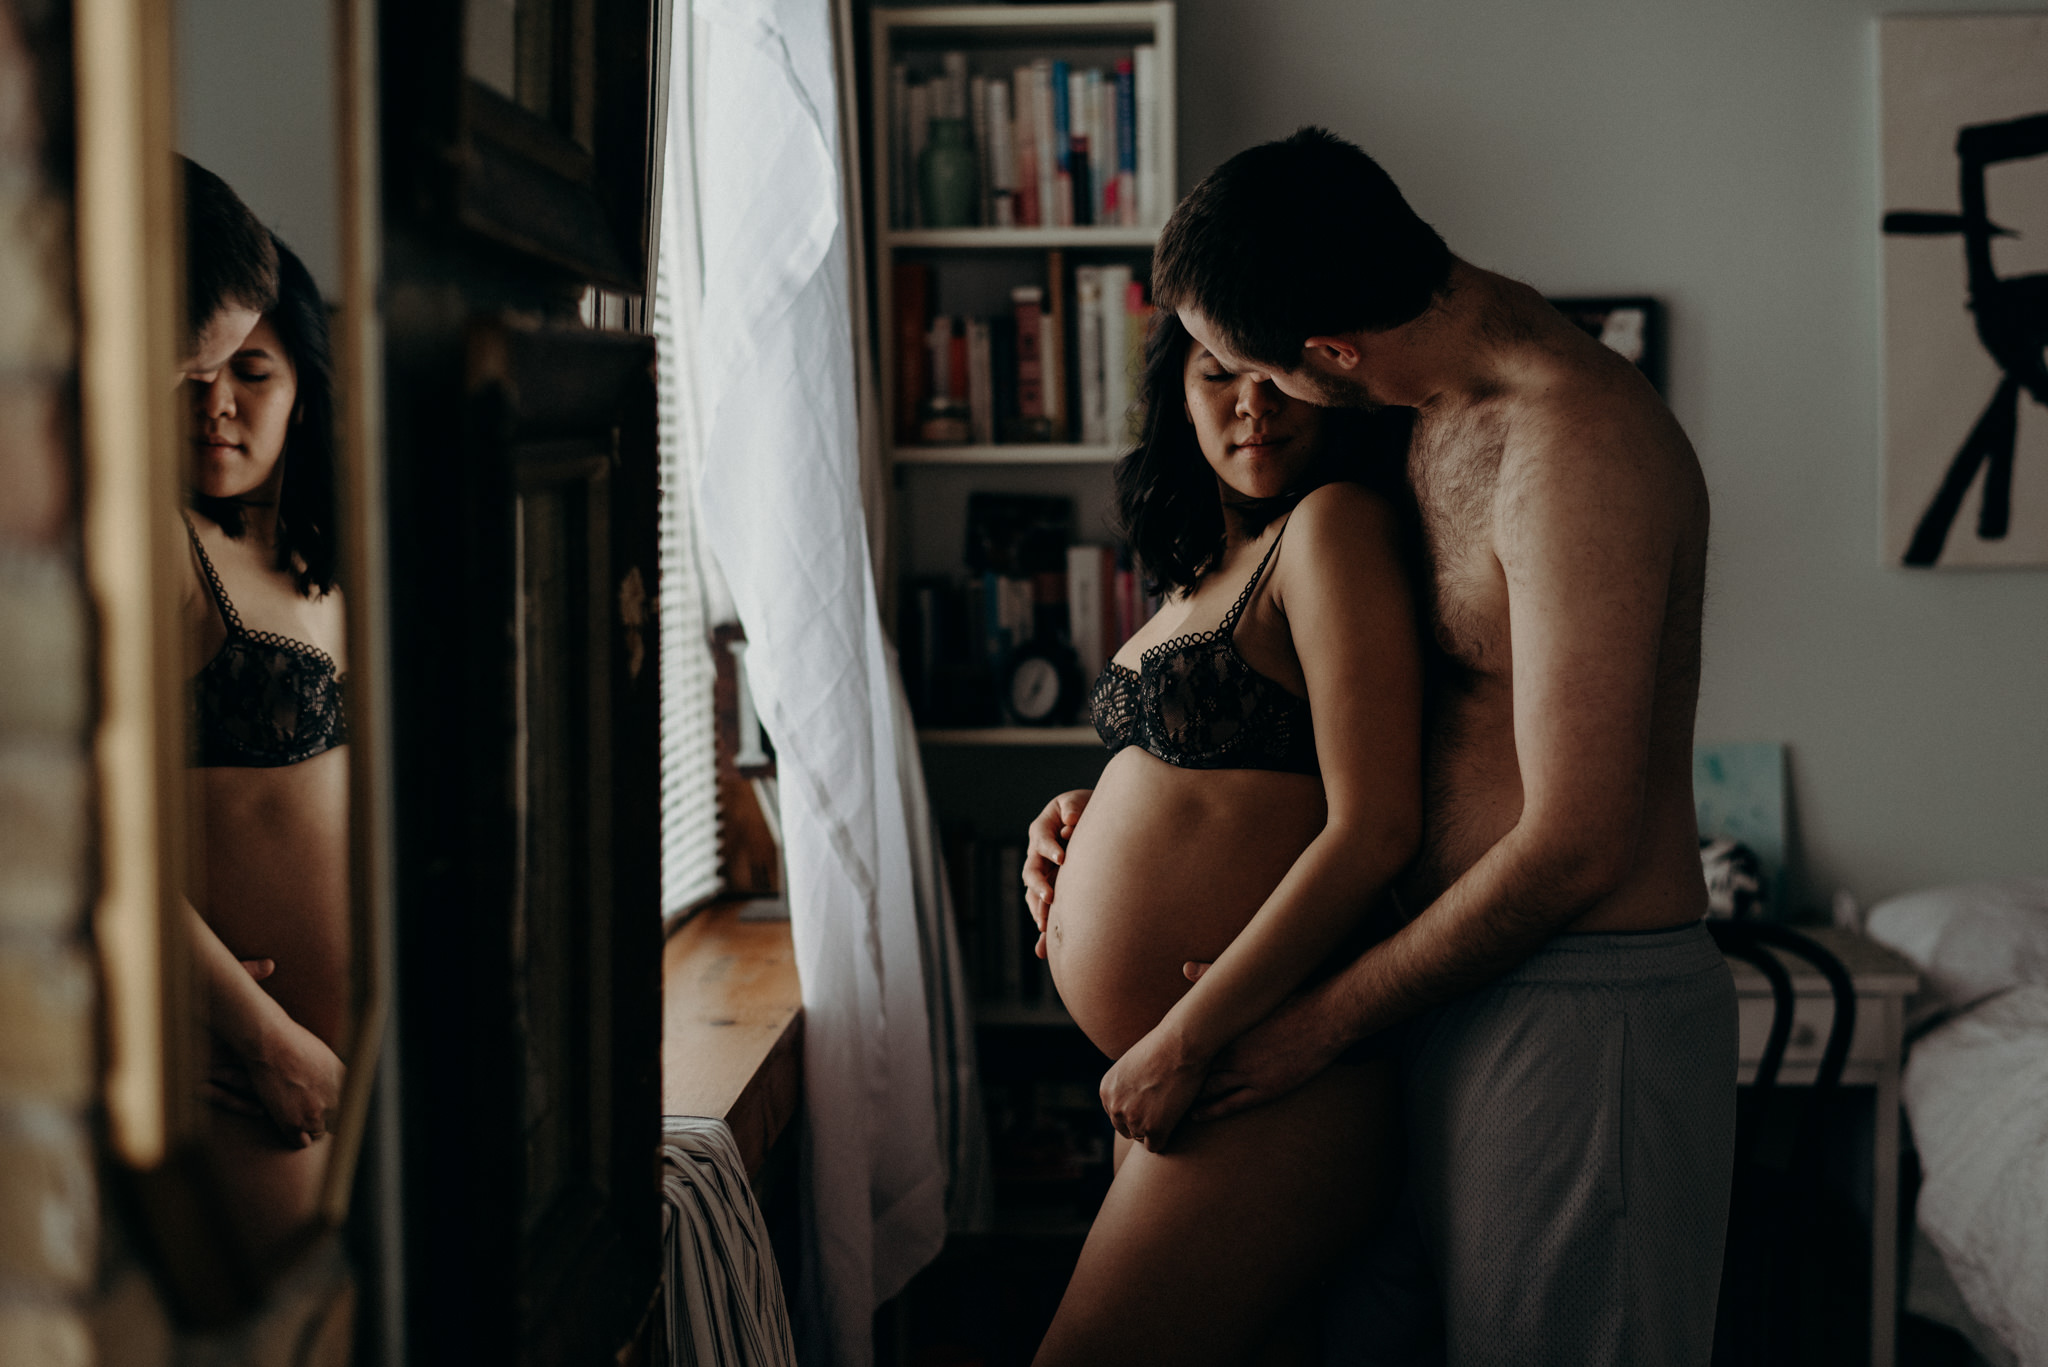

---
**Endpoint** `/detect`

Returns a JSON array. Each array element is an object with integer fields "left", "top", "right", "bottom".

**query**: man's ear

[{"left": 1301, "top": 335, "right": 1363, "bottom": 371}]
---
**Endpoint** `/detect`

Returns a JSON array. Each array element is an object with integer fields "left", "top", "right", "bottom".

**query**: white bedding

[{"left": 1904, "top": 984, "right": 2048, "bottom": 1366}]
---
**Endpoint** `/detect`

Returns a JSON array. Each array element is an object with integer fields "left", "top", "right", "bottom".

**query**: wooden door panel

[{"left": 386, "top": 317, "right": 660, "bottom": 1363}]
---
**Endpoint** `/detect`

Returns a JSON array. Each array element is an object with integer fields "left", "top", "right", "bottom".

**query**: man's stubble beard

[{"left": 1294, "top": 367, "right": 1387, "bottom": 413}]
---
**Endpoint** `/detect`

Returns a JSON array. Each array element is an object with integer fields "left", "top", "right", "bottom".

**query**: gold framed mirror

[{"left": 76, "top": 0, "right": 390, "bottom": 1326}]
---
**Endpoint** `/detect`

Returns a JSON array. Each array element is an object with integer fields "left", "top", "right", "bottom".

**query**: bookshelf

[
  {"left": 865, "top": 9, "right": 1176, "bottom": 1268},
  {"left": 871, "top": 2, "right": 1175, "bottom": 751}
]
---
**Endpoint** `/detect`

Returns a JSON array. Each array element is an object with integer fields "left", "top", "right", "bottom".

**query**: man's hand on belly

[
  {"left": 1183, "top": 962, "right": 1353, "bottom": 1122},
  {"left": 1023, "top": 789, "right": 1093, "bottom": 959}
]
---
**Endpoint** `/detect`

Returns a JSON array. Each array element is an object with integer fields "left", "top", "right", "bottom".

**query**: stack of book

[
  {"left": 894, "top": 255, "right": 1155, "bottom": 447},
  {"left": 902, "top": 493, "right": 1161, "bottom": 728},
  {"left": 889, "top": 48, "right": 1164, "bottom": 231}
]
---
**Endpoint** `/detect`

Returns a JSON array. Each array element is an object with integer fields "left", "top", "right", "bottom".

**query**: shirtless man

[{"left": 1024, "top": 128, "right": 1735, "bottom": 1365}]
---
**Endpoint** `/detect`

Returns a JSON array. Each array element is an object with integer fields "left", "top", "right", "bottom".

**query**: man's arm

[{"left": 1196, "top": 409, "right": 1691, "bottom": 1118}]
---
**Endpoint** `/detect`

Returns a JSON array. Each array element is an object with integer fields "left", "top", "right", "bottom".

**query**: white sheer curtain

[{"left": 667, "top": 1, "right": 947, "bottom": 1361}]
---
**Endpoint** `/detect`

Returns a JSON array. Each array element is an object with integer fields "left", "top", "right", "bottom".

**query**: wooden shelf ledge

[{"left": 662, "top": 900, "right": 803, "bottom": 1177}]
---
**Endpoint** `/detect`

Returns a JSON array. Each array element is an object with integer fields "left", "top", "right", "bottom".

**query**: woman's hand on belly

[
  {"left": 238, "top": 1011, "right": 346, "bottom": 1146},
  {"left": 1100, "top": 1021, "right": 1208, "bottom": 1152}
]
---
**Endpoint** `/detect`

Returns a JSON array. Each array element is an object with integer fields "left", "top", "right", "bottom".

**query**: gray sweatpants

[{"left": 1325, "top": 922, "right": 1738, "bottom": 1367}]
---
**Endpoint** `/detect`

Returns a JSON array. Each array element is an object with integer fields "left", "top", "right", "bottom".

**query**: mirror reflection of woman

[{"left": 181, "top": 235, "right": 350, "bottom": 1264}]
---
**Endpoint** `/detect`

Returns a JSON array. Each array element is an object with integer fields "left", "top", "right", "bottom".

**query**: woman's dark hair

[
  {"left": 1153, "top": 127, "right": 1452, "bottom": 368},
  {"left": 192, "top": 236, "right": 339, "bottom": 597},
  {"left": 181, "top": 156, "right": 279, "bottom": 344},
  {"left": 1113, "top": 310, "right": 1413, "bottom": 596}
]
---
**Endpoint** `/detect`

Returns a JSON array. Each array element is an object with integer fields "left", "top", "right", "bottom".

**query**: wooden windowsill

[{"left": 662, "top": 899, "right": 803, "bottom": 1177}]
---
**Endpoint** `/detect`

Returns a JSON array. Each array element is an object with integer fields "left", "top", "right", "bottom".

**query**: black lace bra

[
  {"left": 186, "top": 517, "right": 346, "bottom": 768},
  {"left": 1088, "top": 523, "right": 1318, "bottom": 776}
]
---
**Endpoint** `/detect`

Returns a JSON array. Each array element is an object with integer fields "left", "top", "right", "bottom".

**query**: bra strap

[
  {"left": 1220, "top": 517, "right": 1290, "bottom": 633},
  {"left": 182, "top": 515, "right": 243, "bottom": 635}
]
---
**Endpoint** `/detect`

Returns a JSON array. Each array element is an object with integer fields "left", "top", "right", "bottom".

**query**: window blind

[{"left": 654, "top": 39, "right": 721, "bottom": 920}]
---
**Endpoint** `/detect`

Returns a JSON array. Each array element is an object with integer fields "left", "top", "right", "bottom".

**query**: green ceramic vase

[{"left": 919, "top": 117, "right": 978, "bottom": 229}]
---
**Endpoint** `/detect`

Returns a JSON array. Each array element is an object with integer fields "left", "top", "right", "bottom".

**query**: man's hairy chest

[{"left": 1408, "top": 410, "right": 1512, "bottom": 674}]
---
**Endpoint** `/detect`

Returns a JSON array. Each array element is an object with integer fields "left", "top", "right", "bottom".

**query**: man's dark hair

[
  {"left": 1153, "top": 127, "right": 1452, "bottom": 368},
  {"left": 182, "top": 156, "right": 278, "bottom": 343},
  {"left": 192, "top": 236, "right": 339, "bottom": 596},
  {"left": 1113, "top": 310, "right": 1413, "bottom": 595}
]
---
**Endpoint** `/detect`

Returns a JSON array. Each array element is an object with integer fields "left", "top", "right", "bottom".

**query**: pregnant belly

[
  {"left": 196, "top": 749, "right": 353, "bottom": 1049},
  {"left": 1045, "top": 748, "right": 1326, "bottom": 1059}
]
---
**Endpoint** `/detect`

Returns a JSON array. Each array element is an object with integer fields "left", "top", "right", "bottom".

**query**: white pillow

[{"left": 1864, "top": 878, "right": 2048, "bottom": 1031}]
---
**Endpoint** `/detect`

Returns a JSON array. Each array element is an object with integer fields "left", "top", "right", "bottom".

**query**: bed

[{"left": 1865, "top": 877, "right": 2048, "bottom": 1367}]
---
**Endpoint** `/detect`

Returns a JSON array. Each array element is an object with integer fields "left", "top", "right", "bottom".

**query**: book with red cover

[
  {"left": 893, "top": 263, "right": 930, "bottom": 444},
  {"left": 1045, "top": 250, "right": 1067, "bottom": 440}
]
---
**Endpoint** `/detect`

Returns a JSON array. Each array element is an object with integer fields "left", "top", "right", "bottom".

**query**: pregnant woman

[
  {"left": 1032, "top": 313, "right": 1423, "bottom": 1365},
  {"left": 182, "top": 235, "right": 352, "bottom": 1264}
]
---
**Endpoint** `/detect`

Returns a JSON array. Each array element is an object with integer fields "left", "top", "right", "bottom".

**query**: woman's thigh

[{"left": 1034, "top": 1061, "right": 1400, "bottom": 1367}]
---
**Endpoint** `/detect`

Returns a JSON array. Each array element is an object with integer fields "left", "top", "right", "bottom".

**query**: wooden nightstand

[{"left": 1726, "top": 925, "right": 1919, "bottom": 1367}]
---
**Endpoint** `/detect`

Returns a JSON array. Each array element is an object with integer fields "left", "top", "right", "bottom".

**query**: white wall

[
  {"left": 176, "top": 0, "right": 339, "bottom": 298},
  {"left": 1173, "top": 0, "right": 2046, "bottom": 907}
]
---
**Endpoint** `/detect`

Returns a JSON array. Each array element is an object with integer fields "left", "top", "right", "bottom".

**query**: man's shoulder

[{"left": 1498, "top": 353, "right": 1696, "bottom": 495}]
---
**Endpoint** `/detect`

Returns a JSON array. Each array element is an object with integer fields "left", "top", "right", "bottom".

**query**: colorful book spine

[
  {"left": 1031, "top": 61, "right": 1057, "bottom": 231},
  {"left": 1098, "top": 264, "right": 1132, "bottom": 447},
  {"left": 927, "top": 315, "right": 952, "bottom": 407},
  {"left": 1074, "top": 267, "right": 1105, "bottom": 445},
  {"left": 1114, "top": 543, "right": 1142, "bottom": 649},
  {"left": 987, "top": 78, "right": 1015, "bottom": 227},
  {"left": 1066, "top": 544, "right": 1116, "bottom": 680},
  {"left": 1133, "top": 45, "right": 1158, "bottom": 227},
  {"left": 1087, "top": 68, "right": 1109, "bottom": 225},
  {"left": 1122, "top": 280, "right": 1154, "bottom": 445},
  {"left": 1012, "top": 286, "right": 1045, "bottom": 419},
  {"left": 1044, "top": 250, "right": 1067, "bottom": 439},
  {"left": 892, "top": 263, "right": 930, "bottom": 443},
  {"left": 1049, "top": 60, "right": 1072, "bottom": 227},
  {"left": 968, "top": 72, "right": 990, "bottom": 226},
  {"left": 1064, "top": 67, "right": 1088, "bottom": 227},
  {"left": 966, "top": 318, "right": 994, "bottom": 445},
  {"left": 1069, "top": 134, "right": 1094, "bottom": 228},
  {"left": 948, "top": 324, "right": 969, "bottom": 404},
  {"left": 1011, "top": 66, "right": 1039, "bottom": 228},
  {"left": 1114, "top": 59, "right": 1137, "bottom": 227}
]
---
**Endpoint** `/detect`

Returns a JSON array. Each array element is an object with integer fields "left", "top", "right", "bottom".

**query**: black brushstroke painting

[{"left": 1882, "top": 110, "right": 2048, "bottom": 566}]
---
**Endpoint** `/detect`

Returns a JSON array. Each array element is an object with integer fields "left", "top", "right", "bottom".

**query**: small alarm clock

[{"left": 1001, "top": 641, "right": 1082, "bottom": 726}]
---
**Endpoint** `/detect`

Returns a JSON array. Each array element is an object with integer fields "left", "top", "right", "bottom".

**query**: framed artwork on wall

[
  {"left": 1879, "top": 15, "right": 2048, "bottom": 569},
  {"left": 1549, "top": 296, "right": 1666, "bottom": 396}
]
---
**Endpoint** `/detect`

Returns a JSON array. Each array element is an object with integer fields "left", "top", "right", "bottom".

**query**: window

[{"left": 652, "top": 14, "right": 721, "bottom": 923}]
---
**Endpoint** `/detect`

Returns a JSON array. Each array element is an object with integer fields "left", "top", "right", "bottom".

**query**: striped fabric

[{"left": 659, "top": 1118, "right": 797, "bottom": 1367}]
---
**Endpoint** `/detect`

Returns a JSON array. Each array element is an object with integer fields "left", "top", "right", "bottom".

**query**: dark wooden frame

[
  {"left": 383, "top": 0, "right": 657, "bottom": 291},
  {"left": 388, "top": 318, "right": 662, "bottom": 1363}
]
